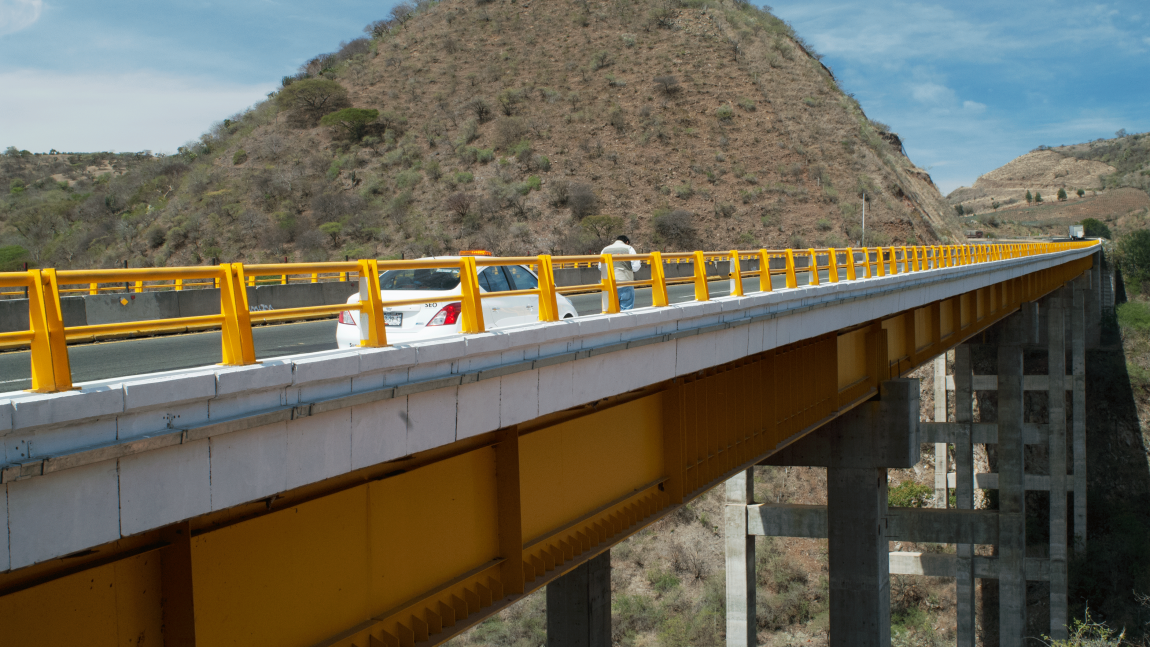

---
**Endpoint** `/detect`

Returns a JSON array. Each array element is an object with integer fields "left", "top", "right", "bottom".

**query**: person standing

[{"left": 599, "top": 235, "right": 641, "bottom": 311}]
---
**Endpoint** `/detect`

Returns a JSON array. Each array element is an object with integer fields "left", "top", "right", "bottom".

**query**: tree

[
  {"left": 444, "top": 192, "right": 474, "bottom": 219},
  {"left": 653, "top": 209, "right": 696, "bottom": 250},
  {"left": 318, "top": 222, "right": 343, "bottom": 247},
  {"left": 581, "top": 215, "right": 624, "bottom": 249},
  {"left": 1057, "top": 187, "right": 1068, "bottom": 201},
  {"left": 1117, "top": 229, "right": 1150, "bottom": 287},
  {"left": 954, "top": 204, "right": 965, "bottom": 216},
  {"left": 364, "top": 19, "right": 392, "bottom": 38},
  {"left": 390, "top": 2, "right": 414, "bottom": 30},
  {"left": 1025, "top": 190, "right": 1033, "bottom": 204},
  {"left": 1077, "top": 188, "right": 1085, "bottom": 198},
  {"left": 1081, "top": 218, "right": 1111, "bottom": 239},
  {"left": 276, "top": 78, "right": 351, "bottom": 127},
  {"left": 1035, "top": 191, "right": 1043, "bottom": 203},
  {"left": 320, "top": 108, "right": 379, "bottom": 141},
  {"left": 653, "top": 75, "right": 680, "bottom": 95},
  {"left": 569, "top": 183, "right": 597, "bottom": 220}
]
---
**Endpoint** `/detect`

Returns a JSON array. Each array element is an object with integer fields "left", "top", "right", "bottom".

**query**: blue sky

[
  {"left": 2, "top": 1, "right": 1148, "bottom": 195},
  {"left": 769, "top": 0, "right": 1150, "bottom": 194}
]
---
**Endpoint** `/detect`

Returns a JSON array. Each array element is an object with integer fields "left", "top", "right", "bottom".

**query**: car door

[
  {"left": 477, "top": 265, "right": 516, "bottom": 328},
  {"left": 500, "top": 265, "right": 542, "bottom": 326}
]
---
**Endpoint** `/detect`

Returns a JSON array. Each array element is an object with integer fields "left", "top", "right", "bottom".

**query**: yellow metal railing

[{"left": 0, "top": 241, "right": 1097, "bottom": 393}]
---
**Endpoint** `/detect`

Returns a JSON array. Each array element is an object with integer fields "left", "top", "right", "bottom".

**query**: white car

[{"left": 336, "top": 258, "right": 579, "bottom": 348}]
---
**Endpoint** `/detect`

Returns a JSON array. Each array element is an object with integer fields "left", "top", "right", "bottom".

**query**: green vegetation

[
  {"left": 1081, "top": 218, "right": 1112, "bottom": 239},
  {"left": 715, "top": 104, "right": 735, "bottom": 121},
  {"left": 888, "top": 481, "right": 932, "bottom": 508},
  {"left": 0, "top": 244, "right": 29, "bottom": 271},
  {"left": 320, "top": 108, "right": 379, "bottom": 141}
]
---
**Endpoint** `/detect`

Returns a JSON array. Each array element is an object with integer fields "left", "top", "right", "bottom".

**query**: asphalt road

[{"left": 0, "top": 275, "right": 786, "bottom": 393}]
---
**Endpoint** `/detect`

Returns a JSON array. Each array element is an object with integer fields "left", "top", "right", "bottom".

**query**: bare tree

[
  {"left": 445, "top": 192, "right": 474, "bottom": 220},
  {"left": 390, "top": 2, "right": 415, "bottom": 30}
]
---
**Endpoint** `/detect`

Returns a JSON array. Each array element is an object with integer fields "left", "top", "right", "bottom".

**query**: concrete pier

[
  {"left": 954, "top": 344, "right": 977, "bottom": 647},
  {"left": 725, "top": 469, "right": 756, "bottom": 647},
  {"left": 1048, "top": 289, "right": 1069, "bottom": 639},
  {"left": 547, "top": 551, "right": 611, "bottom": 647},
  {"left": 997, "top": 313, "right": 1027, "bottom": 646}
]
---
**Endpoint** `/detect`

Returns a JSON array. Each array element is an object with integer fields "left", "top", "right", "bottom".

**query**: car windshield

[{"left": 378, "top": 268, "right": 461, "bottom": 291}]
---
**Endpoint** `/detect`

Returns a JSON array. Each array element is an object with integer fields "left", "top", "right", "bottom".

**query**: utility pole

[{"left": 861, "top": 194, "right": 866, "bottom": 247}]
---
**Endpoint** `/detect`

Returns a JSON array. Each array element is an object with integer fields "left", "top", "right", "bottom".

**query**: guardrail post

[
  {"left": 650, "top": 251, "right": 671, "bottom": 305},
  {"left": 459, "top": 256, "right": 486, "bottom": 333},
  {"left": 784, "top": 249, "right": 798, "bottom": 288},
  {"left": 874, "top": 249, "right": 884, "bottom": 277},
  {"left": 219, "top": 264, "right": 256, "bottom": 365},
  {"left": 807, "top": 249, "right": 820, "bottom": 286},
  {"left": 827, "top": 248, "right": 839, "bottom": 283},
  {"left": 89, "top": 282, "right": 97, "bottom": 295},
  {"left": 134, "top": 280, "right": 143, "bottom": 293},
  {"left": 845, "top": 248, "right": 857, "bottom": 281},
  {"left": 692, "top": 250, "right": 710, "bottom": 300},
  {"left": 756, "top": 250, "right": 772, "bottom": 292},
  {"left": 729, "top": 251, "right": 745, "bottom": 296},
  {"left": 27, "top": 269, "right": 73, "bottom": 392},
  {"left": 536, "top": 255, "right": 560, "bottom": 322},
  {"left": 357, "top": 259, "right": 387, "bottom": 347},
  {"left": 601, "top": 253, "right": 621, "bottom": 313}
]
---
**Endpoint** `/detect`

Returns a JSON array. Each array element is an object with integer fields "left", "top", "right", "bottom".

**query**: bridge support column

[
  {"left": 724, "top": 469, "right": 756, "bottom": 647},
  {"left": 761, "top": 379, "right": 919, "bottom": 647},
  {"left": 1048, "top": 288, "right": 1070, "bottom": 640},
  {"left": 997, "top": 312, "right": 1027, "bottom": 647},
  {"left": 1072, "top": 273, "right": 1088, "bottom": 546},
  {"left": 933, "top": 355, "right": 948, "bottom": 509},
  {"left": 546, "top": 550, "right": 611, "bottom": 647},
  {"left": 954, "top": 344, "right": 977, "bottom": 647}
]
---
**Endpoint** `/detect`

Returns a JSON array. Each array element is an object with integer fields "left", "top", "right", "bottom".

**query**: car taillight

[
  {"left": 338, "top": 310, "right": 356, "bottom": 325},
  {"left": 426, "top": 302, "right": 462, "bottom": 326}
]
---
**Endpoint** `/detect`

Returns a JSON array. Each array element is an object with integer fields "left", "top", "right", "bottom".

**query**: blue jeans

[{"left": 618, "top": 286, "right": 635, "bottom": 310}]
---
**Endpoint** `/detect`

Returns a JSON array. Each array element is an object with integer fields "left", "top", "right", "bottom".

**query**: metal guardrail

[
  {"left": 0, "top": 270, "right": 353, "bottom": 299},
  {"left": 0, "top": 241, "right": 1097, "bottom": 393}
]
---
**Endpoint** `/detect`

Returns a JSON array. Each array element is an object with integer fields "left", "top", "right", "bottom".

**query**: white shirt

[{"left": 598, "top": 241, "right": 641, "bottom": 281}]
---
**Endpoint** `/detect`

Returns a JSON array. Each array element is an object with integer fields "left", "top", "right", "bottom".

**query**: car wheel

[{"left": 563, "top": 313, "right": 574, "bottom": 319}]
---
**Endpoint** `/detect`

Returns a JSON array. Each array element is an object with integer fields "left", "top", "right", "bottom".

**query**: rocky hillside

[
  {"left": 1, "top": 0, "right": 964, "bottom": 273},
  {"left": 948, "top": 149, "right": 1116, "bottom": 215}
]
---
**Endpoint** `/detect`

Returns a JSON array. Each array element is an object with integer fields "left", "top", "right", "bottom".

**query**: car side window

[
  {"left": 505, "top": 265, "right": 539, "bottom": 291},
  {"left": 478, "top": 266, "right": 511, "bottom": 292}
]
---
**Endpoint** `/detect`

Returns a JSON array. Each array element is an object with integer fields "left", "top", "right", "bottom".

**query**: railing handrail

[{"left": 0, "top": 241, "right": 1098, "bottom": 393}]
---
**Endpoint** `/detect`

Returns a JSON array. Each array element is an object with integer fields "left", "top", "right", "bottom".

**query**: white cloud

[
  {"left": 963, "top": 100, "right": 987, "bottom": 113},
  {"left": 0, "top": 70, "right": 276, "bottom": 153},
  {"left": 911, "top": 82, "right": 956, "bottom": 105},
  {"left": 0, "top": 0, "right": 41, "bottom": 36}
]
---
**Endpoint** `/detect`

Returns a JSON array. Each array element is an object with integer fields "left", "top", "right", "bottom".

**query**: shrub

[
  {"left": 622, "top": 33, "right": 636, "bottom": 47},
  {"left": 737, "top": 97, "right": 756, "bottom": 111},
  {"left": 532, "top": 154, "right": 551, "bottom": 171},
  {"left": 1117, "top": 302, "right": 1150, "bottom": 332},
  {"left": 276, "top": 78, "right": 351, "bottom": 127},
  {"left": 647, "top": 567, "right": 680, "bottom": 594},
  {"left": 0, "top": 245, "right": 29, "bottom": 271},
  {"left": 469, "top": 97, "right": 493, "bottom": 123},
  {"left": 524, "top": 175, "right": 542, "bottom": 192},
  {"left": 816, "top": 218, "right": 833, "bottom": 232},
  {"left": 1118, "top": 229, "right": 1150, "bottom": 286},
  {"left": 569, "top": 183, "right": 597, "bottom": 219},
  {"left": 320, "top": 108, "right": 379, "bottom": 141},
  {"left": 424, "top": 159, "right": 441, "bottom": 181},
  {"left": 888, "top": 480, "right": 932, "bottom": 508},
  {"left": 1035, "top": 191, "right": 1044, "bottom": 203},
  {"left": 232, "top": 149, "right": 248, "bottom": 165},
  {"left": 674, "top": 183, "right": 693, "bottom": 199},
  {"left": 1058, "top": 187, "right": 1068, "bottom": 201},
  {"left": 445, "top": 192, "right": 474, "bottom": 219},
  {"left": 591, "top": 50, "right": 613, "bottom": 70},
  {"left": 653, "top": 75, "right": 680, "bottom": 95},
  {"left": 715, "top": 203, "right": 736, "bottom": 218},
  {"left": 716, "top": 104, "right": 735, "bottom": 121},
  {"left": 454, "top": 171, "right": 474, "bottom": 184},
  {"left": 653, "top": 209, "right": 696, "bottom": 249},
  {"left": 1081, "top": 218, "right": 1111, "bottom": 238},
  {"left": 548, "top": 179, "right": 570, "bottom": 206},
  {"left": 494, "top": 117, "right": 528, "bottom": 149},
  {"left": 394, "top": 169, "right": 421, "bottom": 189}
]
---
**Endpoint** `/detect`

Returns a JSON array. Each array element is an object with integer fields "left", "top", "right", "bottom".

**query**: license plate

[{"left": 383, "top": 312, "right": 403, "bottom": 326}]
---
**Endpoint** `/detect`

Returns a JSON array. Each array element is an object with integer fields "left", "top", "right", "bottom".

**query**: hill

[
  {"left": 0, "top": 0, "right": 964, "bottom": 273},
  {"left": 948, "top": 132, "right": 1150, "bottom": 240}
]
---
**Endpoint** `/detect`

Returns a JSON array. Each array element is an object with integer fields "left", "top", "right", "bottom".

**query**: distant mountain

[{"left": 1, "top": 0, "right": 963, "bottom": 272}]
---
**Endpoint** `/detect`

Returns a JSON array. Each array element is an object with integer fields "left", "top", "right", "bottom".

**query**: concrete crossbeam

[
  {"left": 944, "top": 472, "right": 1072, "bottom": 491},
  {"left": 921, "top": 421, "right": 1047, "bottom": 445},
  {"left": 944, "top": 374, "right": 1073, "bottom": 391},
  {"left": 748, "top": 505, "right": 998, "bottom": 545},
  {"left": 889, "top": 552, "right": 1052, "bottom": 581}
]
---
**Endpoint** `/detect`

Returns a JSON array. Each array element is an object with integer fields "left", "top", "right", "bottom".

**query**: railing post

[
  {"left": 459, "top": 256, "right": 486, "bottom": 333},
  {"left": 27, "top": 269, "right": 73, "bottom": 393},
  {"left": 729, "top": 251, "right": 745, "bottom": 296},
  {"left": 845, "top": 247, "right": 857, "bottom": 281},
  {"left": 219, "top": 264, "right": 256, "bottom": 366},
  {"left": 357, "top": 259, "right": 387, "bottom": 346},
  {"left": 692, "top": 250, "right": 710, "bottom": 300},
  {"left": 861, "top": 247, "right": 872, "bottom": 278},
  {"left": 134, "top": 280, "right": 143, "bottom": 293},
  {"left": 900, "top": 246, "right": 909, "bottom": 273},
  {"left": 784, "top": 249, "right": 798, "bottom": 288},
  {"left": 650, "top": 251, "right": 671, "bottom": 305},
  {"left": 875, "top": 248, "right": 885, "bottom": 277},
  {"left": 888, "top": 247, "right": 898, "bottom": 275},
  {"left": 280, "top": 273, "right": 287, "bottom": 285},
  {"left": 807, "top": 249, "right": 820, "bottom": 285},
  {"left": 310, "top": 272, "right": 318, "bottom": 284},
  {"left": 827, "top": 248, "right": 840, "bottom": 283},
  {"left": 89, "top": 282, "right": 97, "bottom": 295},
  {"left": 601, "top": 253, "right": 621, "bottom": 313},
  {"left": 756, "top": 250, "right": 772, "bottom": 292},
  {"left": 535, "top": 255, "right": 560, "bottom": 322}
]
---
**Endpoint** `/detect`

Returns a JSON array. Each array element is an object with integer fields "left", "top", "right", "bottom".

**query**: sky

[{"left": 1, "top": 0, "right": 1148, "bottom": 195}]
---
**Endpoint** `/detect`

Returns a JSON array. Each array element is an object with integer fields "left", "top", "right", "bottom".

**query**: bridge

[{"left": 0, "top": 242, "right": 1102, "bottom": 647}]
